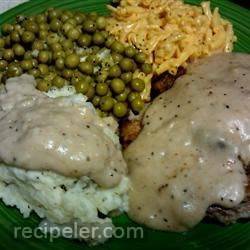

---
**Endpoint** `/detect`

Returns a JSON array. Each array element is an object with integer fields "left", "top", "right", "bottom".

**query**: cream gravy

[
  {"left": 0, "top": 75, "right": 127, "bottom": 188},
  {"left": 124, "top": 53, "right": 249, "bottom": 231}
]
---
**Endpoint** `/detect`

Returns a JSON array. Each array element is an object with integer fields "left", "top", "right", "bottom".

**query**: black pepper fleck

[{"left": 60, "top": 184, "right": 67, "bottom": 192}]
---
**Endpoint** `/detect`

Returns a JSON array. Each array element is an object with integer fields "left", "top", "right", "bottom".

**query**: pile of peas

[{"left": 0, "top": 8, "right": 152, "bottom": 118}]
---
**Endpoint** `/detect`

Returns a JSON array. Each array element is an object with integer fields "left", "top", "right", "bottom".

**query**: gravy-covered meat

[{"left": 124, "top": 53, "right": 250, "bottom": 231}]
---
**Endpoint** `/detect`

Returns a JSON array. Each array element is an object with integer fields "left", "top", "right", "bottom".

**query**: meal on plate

[{"left": 0, "top": 0, "right": 249, "bottom": 246}]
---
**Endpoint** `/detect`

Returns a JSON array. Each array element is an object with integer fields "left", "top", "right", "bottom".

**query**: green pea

[
  {"left": 96, "top": 16, "right": 106, "bottom": 30},
  {"left": 121, "top": 72, "right": 133, "bottom": 83},
  {"left": 20, "top": 60, "right": 33, "bottom": 71},
  {"left": 10, "top": 31, "right": 20, "bottom": 43},
  {"left": 0, "top": 38, "right": 5, "bottom": 48},
  {"left": 13, "top": 24, "right": 22, "bottom": 32},
  {"left": 61, "top": 11, "right": 72, "bottom": 22},
  {"left": 113, "top": 102, "right": 128, "bottom": 118},
  {"left": 50, "top": 42, "right": 62, "bottom": 52},
  {"left": 83, "top": 20, "right": 96, "bottom": 33},
  {"left": 105, "top": 35, "right": 115, "bottom": 48},
  {"left": 52, "top": 76, "right": 66, "bottom": 88},
  {"left": 55, "top": 58, "right": 64, "bottom": 70},
  {"left": 67, "top": 28, "right": 81, "bottom": 40},
  {"left": 110, "top": 78, "right": 125, "bottom": 94},
  {"left": 78, "top": 61, "right": 93, "bottom": 75},
  {"left": 36, "top": 79, "right": 52, "bottom": 92},
  {"left": 32, "top": 40, "right": 45, "bottom": 50},
  {"left": 141, "top": 63, "right": 152, "bottom": 74},
  {"left": 36, "top": 14, "right": 47, "bottom": 23},
  {"left": 28, "top": 68, "right": 40, "bottom": 78},
  {"left": 62, "top": 69, "right": 73, "bottom": 79},
  {"left": 24, "top": 51, "right": 33, "bottom": 60},
  {"left": 67, "top": 18, "right": 77, "bottom": 26},
  {"left": 88, "top": 12, "right": 98, "bottom": 21},
  {"left": 38, "top": 51, "right": 50, "bottom": 64},
  {"left": 85, "top": 85, "right": 95, "bottom": 100},
  {"left": 115, "top": 88, "right": 129, "bottom": 102},
  {"left": 2, "top": 23, "right": 14, "bottom": 35},
  {"left": 26, "top": 16, "right": 36, "bottom": 22},
  {"left": 65, "top": 54, "right": 80, "bottom": 69},
  {"left": 44, "top": 72, "right": 57, "bottom": 82},
  {"left": 0, "top": 60, "right": 8, "bottom": 71},
  {"left": 39, "top": 30, "right": 48, "bottom": 40},
  {"left": 3, "top": 49, "right": 14, "bottom": 61},
  {"left": 38, "top": 64, "right": 49, "bottom": 75},
  {"left": 39, "top": 23, "right": 49, "bottom": 31},
  {"left": 128, "top": 92, "right": 140, "bottom": 103},
  {"left": 74, "top": 13, "right": 86, "bottom": 24},
  {"left": 119, "top": 58, "right": 134, "bottom": 72},
  {"left": 77, "top": 34, "right": 92, "bottom": 47},
  {"left": 48, "top": 8, "right": 62, "bottom": 20},
  {"left": 125, "top": 46, "right": 136, "bottom": 58},
  {"left": 62, "top": 39, "right": 74, "bottom": 50},
  {"left": 53, "top": 50, "right": 65, "bottom": 60},
  {"left": 50, "top": 18, "right": 62, "bottom": 32},
  {"left": 111, "top": 41, "right": 125, "bottom": 54},
  {"left": 135, "top": 52, "right": 146, "bottom": 64},
  {"left": 96, "top": 82, "right": 109, "bottom": 96},
  {"left": 13, "top": 44, "right": 25, "bottom": 57},
  {"left": 131, "top": 78, "right": 145, "bottom": 92},
  {"left": 93, "top": 32, "right": 105, "bottom": 45},
  {"left": 21, "top": 31, "right": 35, "bottom": 43},
  {"left": 131, "top": 97, "right": 144, "bottom": 113},
  {"left": 7, "top": 64, "right": 23, "bottom": 77},
  {"left": 109, "top": 65, "right": 121, "bottom": 78},
  {"left": 24, "top": 21, "right": 39, "bottom": 33},
  {"left": 74, "top": 79, "right": 90, "bottom": 94},
  {"left": 46, "top": 33, "right": 60, "bottom": 45},
  {"left": 62, "top": 22, "right": 73, "bottom": 34},
  {"left": 100, "top": 96, "right": 114, "bottom": 111},
  {"left": 111, "top": 52, "right": 123, "bottom": 63}
]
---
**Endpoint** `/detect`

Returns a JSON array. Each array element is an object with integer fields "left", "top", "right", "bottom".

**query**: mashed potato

[{"left": 0, "top": 80, "right": 129, "bottom": 245}]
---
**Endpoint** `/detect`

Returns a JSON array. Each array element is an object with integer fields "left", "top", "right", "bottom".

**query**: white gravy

[
  {"left": 124, "top": 53, "right": 249, "bottom": 231},
  {"left": 0, "top": 75, "right": 127, "bottom": 188}
]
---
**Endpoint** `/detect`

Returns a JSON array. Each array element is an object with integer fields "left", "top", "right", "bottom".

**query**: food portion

[
  {"left": 0, "top": 0, "right": 249, "bottom": 246},
  {"left": 0, "top": 74, "right": 126, "bottom": 187},
  {"left": 0, "top": 9, "right": 153, "bottom": 118},
  {"left": 0, "top": 74, "right": 129, "bottom": 244},
  {"left": 107, "top": 0, "right": 236, "bottom": 75},
  {"left": 124, "top": 53, "right": 250, "bottom": 231}
]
